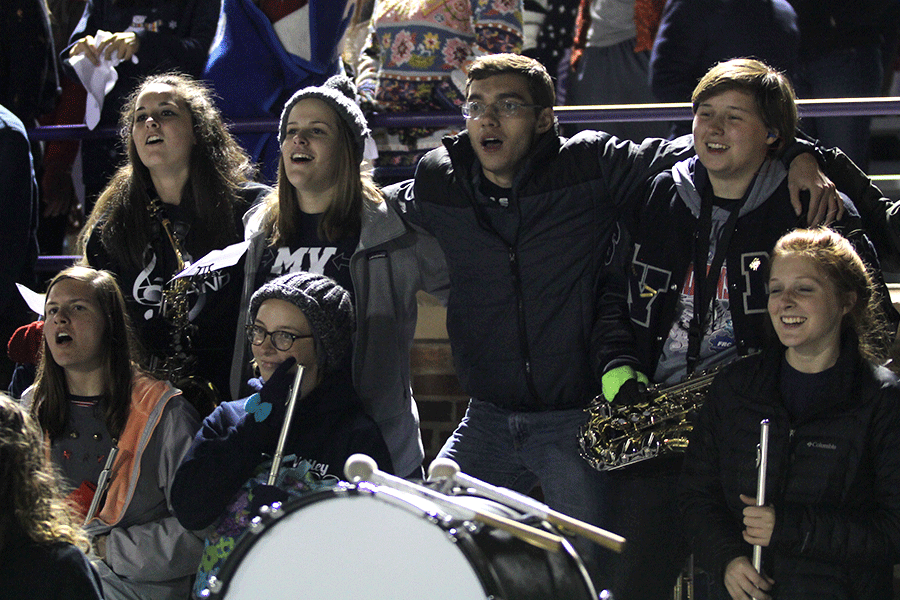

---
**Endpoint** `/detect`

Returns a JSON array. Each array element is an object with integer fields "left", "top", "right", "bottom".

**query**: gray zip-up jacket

[{"left": 230, "top": 198, "right": 449, "bottom": 478}]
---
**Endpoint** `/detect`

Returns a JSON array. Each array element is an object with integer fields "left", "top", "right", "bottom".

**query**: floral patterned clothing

[{"left": 357, "top": 0, "right": 523, "bottom": 168}]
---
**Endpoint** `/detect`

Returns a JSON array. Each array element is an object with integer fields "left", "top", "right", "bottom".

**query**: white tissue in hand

[{"left": 68, "top": 30, "right": 138, "bottom": 130}]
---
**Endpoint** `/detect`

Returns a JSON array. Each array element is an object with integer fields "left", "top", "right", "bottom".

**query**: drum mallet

[
  {"left": 345, "top": 454, "right": 565, "bottom": 552},
  {"left": 753, "top": 419, "right": 770, "bottom": 573},
  {"left": 267, "top": 365, "right": 305, "bottom": 486},
  {"left": 428, "top": 458, "right": 626, "bottom": 553}
]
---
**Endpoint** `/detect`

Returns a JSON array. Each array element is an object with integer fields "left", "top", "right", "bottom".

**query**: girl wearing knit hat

[
  {"left": 171, "top": 272, "right": 393, "bottom": 599},
  {"left": 230, "top": 75, "right": 448, "bottom": 479}
]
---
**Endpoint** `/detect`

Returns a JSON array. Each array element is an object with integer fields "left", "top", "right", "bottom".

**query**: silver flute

[
  {"left": 753, "top": 419, "right": 770, "bottom": 572},
  {"left": 267, "top": 365, "right": 305, "bottom": 486},
  {"left": 83, "top": 444, "right": 119, "bottom": 526}
]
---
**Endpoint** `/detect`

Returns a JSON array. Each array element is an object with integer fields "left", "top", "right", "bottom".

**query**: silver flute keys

[{"left": 84, "top": 444, "right": 119, "bottom": 526}]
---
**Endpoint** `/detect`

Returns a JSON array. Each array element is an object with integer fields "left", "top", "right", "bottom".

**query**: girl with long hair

[
  {"left": 78, "top": 72, "right": 270, "bottom": 405},
  {"left": 24, "top": 265, "right": 204, "bottom": 600},
  {"left": 231, "top": 74, "right": 447, "bottom": 478},
  {"left": 679, "top": 228, "right": 900, "bottom": 600},
  {"left": 0, "top": 395, "right": 103, "bottom": 600}
]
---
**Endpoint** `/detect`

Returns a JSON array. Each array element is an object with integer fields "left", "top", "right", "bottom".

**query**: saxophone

[
  {"left": 579, "top": 370, "right": 718, "bottom": 471},
  {"left": 147, "top": 197, "right": 220, "bottom": 414}
]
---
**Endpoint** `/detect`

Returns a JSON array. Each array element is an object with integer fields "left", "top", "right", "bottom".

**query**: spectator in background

[
  {"left": 788, "top": 0, "right": 897, "bottom": 171},
  {"left": 650, "top": 0, "right": 798, "bottom": 138},
  {"left": 0, "top": 394, "right": 104, "bottom": 600},
  {"left": 62, "top": 0, "right": 220, "bottom": 217},
  {"left": 0, "top": 105, "right": 39, "bottom": 397},
  {"left": 204, "top": 0, "right": 355, "bottom": 183},
  {"left": 0, "top": 0, "right": 59, "bottom": 127},
  {"left": 567, "top": 0, "right": 669, "bottom": 141},
  {"left": 356, "top": 0, "right": 523, "bottom": 182},
  {"left": 37, "top": 0, "right": 90, "bottom": 255},
  {"left": 522, "top": 0, "right": 579, "bottom": 103}
]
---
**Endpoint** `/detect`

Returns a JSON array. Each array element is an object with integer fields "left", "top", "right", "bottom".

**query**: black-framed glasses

[
  {"left": 245, "top": 325, "right": 313, "bottom": 351},
  {"left": 461, "top": 99, "right": 543, "bottom": 120}
]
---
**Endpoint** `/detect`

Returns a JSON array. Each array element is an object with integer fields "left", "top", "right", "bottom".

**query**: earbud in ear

[{"left": 767, "top": 132, "right": 778, "bottom": 140}]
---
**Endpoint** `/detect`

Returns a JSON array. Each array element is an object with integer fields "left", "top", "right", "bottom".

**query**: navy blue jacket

[{"left": 170, "top": 369, "right": 393, "bottom": 531}]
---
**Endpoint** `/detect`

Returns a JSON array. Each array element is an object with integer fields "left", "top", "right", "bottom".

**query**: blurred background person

[
  {"left": 204, "top": 0, "right": 355, "bottom": 182},
  {"left": 568, "top": 0, "right": 669, "bottom": 141},
  {"left": 356, "top": 0, "right": 523, "bottom": 182},
  {"left": 788, "top": 0, "right": 897, "bottom": 171},
  {"left": 649, "top": 0, "right": 799, "bottom": 138},
  {"left": 0, "top": 104, "right": 40, "bottom": 397}
]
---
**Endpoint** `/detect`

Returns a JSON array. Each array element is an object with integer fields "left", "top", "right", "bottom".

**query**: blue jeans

[
  {"left": 438, "top": 398, "right": 611, "bottom": 590},
  {"left": 794, "top": 45, "right": 883, "bottom": 171}
]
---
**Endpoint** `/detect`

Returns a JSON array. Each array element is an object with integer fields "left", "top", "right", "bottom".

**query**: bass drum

[{"left": 206, "top": 483, "right": 597, "bottom": 600}]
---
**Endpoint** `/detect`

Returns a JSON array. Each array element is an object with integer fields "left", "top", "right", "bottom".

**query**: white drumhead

[{"left": 221, "top": 489, "right": 489, "bottom": 600}]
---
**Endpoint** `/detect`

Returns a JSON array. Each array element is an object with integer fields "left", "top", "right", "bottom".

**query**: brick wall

[
  {"left": 410, "top": 340, "right": 467, "bottom": 466},
  {"left": 411, "top": 296, "right": 467, "bottom": 467}
]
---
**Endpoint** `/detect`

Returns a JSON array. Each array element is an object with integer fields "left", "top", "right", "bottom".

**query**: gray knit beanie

[
  {"left": 249, "top": 272, "right": 355, "bottom": 374},
  {"left": 278, "top": 74, "right": 371, "bottom": 160}
]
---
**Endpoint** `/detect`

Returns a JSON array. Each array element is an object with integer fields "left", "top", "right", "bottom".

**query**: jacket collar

[
  {"left": 752, "top": 331, "right": 865, "bottom": 418},
  {"left": 442, "top": 125, "right": 561, "bottom": 194}
]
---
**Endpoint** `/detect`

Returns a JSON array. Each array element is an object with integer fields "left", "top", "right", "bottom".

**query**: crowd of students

[{"left": 4, "top": 16, "right": 900, "bottom": 600}]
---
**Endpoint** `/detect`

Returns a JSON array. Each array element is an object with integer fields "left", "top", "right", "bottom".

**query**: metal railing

[{"left": 29, "top": 97, "right": 900, "bottom": 275}]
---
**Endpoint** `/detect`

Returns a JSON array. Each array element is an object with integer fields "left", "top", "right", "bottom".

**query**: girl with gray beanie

[
  {"left": 230, "top": 74, "right": 448, "bottom": 479},
  {"left": 171, "top": 271, "right": 393, "bottom": 598}
]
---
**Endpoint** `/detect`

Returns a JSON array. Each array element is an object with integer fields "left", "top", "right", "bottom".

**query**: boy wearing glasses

[
  {"left": 170, "top": 272, "right": 392, "bottom": 595},
  {"left": 390, "top": 52, "right": 846, "bottom": 589}
]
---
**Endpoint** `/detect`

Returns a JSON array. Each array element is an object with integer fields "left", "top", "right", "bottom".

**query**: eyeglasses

[
  {"left": 461, "top": 99, "right": 543, "bottom": 120},
  {"left": 246, "top": 325, "right": 313, "bottom": 351}
]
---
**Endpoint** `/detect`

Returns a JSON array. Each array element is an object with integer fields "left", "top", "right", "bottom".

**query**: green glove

[{"left": 602, "top": 365, "right": 650, "bottom": 405}]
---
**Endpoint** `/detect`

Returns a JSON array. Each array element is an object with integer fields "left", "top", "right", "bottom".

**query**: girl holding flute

[
  {"left": 171, "top": 271, "right": 392, "bottom": 598},
  {"left": 678, "top": 228, "right": 900, "bottom": 600},
  {"left": 23, "top": 265, "right": 203, "bottom": 600}
]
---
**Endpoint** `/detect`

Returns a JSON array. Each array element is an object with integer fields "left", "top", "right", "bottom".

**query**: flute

[
  {"left": 84, "top": 444, "right": 119, "bottom": 526},
  {"left": 267, "top": 365, "right": 305, "bottom": 486},
  {"left": 752, "top": 419, "right": 770, "bottom": 573}
]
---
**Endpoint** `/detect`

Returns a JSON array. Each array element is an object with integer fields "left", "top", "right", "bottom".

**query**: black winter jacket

[
  {"left": 678, "top": 336, "right": 900, "bottom": 599},
  {"left": 170, "top": 369, "right": 393, "bottom": 531},
  {"left": 396, "top": 127, "right": 693, "bottom": 410},
  {"left": 596, "top": 157, "right": 896, "bottom": 381}
]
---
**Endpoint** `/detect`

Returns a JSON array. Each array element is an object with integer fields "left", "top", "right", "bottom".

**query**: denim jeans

[{"left": 438, "top": 398, "right": 612, "bottom": 591}]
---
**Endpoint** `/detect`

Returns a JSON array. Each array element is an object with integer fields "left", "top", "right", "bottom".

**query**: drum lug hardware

[
  {"left": 248, "top": 515, "right": 265, "bottom": 534},
  {"left": 206, "top": 575, "right": 222, "bottom": 594}
]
